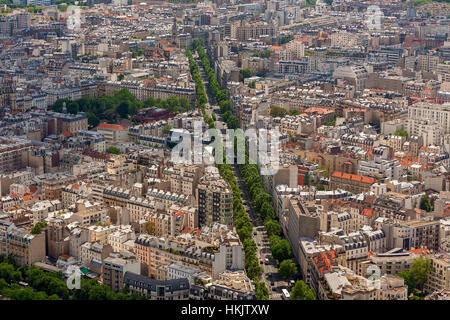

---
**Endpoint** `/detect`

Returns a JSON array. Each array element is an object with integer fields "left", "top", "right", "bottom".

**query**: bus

[{"left": 281, "top": 288, "right": 290, "bottom": 300}]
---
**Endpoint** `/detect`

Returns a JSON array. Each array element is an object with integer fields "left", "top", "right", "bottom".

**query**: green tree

[
  {"left": 87, "top": 112, "right": 100, "bottom": 128},
  {"left": 420, "top": 194, "right": 433, "bottom": 212},
  {"left": 66, "top": 101, "right": 79, "bottom": 114},
  {"left": 118, "top": 74, "right": 125, "bottom": 81},
  {"left": 254, "top": 279, "right": 269, "bottom": 300},
  {"left": 290, "top": 280, "right": 316, "bottom": 300},
  {"left": 239, "top": 68, "right": 253, "bottom": 81},
  {"left": 264, "top": 219, "right": 281, "bottom": 237},
  {"left": 398, "top": 257, "right": 432, "bottom": 296},
  {"left": 162, "top": 124, "right": 172, "bottom": 135},
  {"left": 271, "top": 239, "right": 292, "bottom": 262},
  {"left": 394, "top": 129, "right": 409, "bottom": 139},
  {"left": 117, "top": 101, "right": 130, "bottom": 118},
  {"left": 304, "top": 172, "right": 310, "bottom": 186},
  {"left": 278, "top": 259, "right": 297, "bottom": 279}
]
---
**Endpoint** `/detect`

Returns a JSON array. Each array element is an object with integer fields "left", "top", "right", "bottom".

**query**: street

[{"left": 196, "top": 56, "right": 284, "bottom": 299}]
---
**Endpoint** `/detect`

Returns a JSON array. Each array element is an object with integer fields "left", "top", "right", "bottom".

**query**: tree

[
  {"left": 117, "top": 101, "right": 130, "bottom": 118},
  {"left": 264, "top": 219, "right": 281, "bottom": 237},
  {"left": 239, "top": 68, "right": 253, "bottom": 81},
  {"left": 304, "top": 172, "right": 310, "bottom": 186},
  {"left": 162, "top": 124, "right": 172, "bottom": 135},
  {"left": 248, "top": 81, "right": 256, "bottom": 89},
  {"left": 31, "top": 222, "right": 47, "bottom": 235},
  {"left": 270, "top": 106, "right": 287, "bottom": 118},
  {"left": 394, "top": 129, "right": 409, "bottom": 139},
  {"left": 278, "top": 259, "right": 297, "bottom": 279},
  {"left": 290, "top": 280, "right": 316, "bottom": 300},
  {"left": 398, "top": 257, "right": 432, "bottom": 296},
  {"left": 87, "top": 112, "right": 100, "bottom": 128},
  {"left": 107, "top": 147, "right": 120, "bottom": 155},
  {"left": 66, "top": 101, "right": 79, "bottom": 114},
  {"left": 420, "top": 194, "right": 433, "bottom": 212},
  {"left": 254, "top": 279, "right": 269, "bottom": 300},
  {"left": 145, "top": 221, "right": 156, "bottom": 235},
  {"left": 316, "top": 182, "right": 325, "bottom": 191},
  {"left": 271, "top": 239, "right": 292, "bottom": 262},
  {"left": 247, "top": 258, "right": 263, "bottom": 279},
  {"left": 118, "top": 74, "right": 124, "bottom": 81}
]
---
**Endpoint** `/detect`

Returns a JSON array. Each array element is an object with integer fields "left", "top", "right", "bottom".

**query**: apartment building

[
  {"left": 68, "top": 226, "right": 89, "bottom": 260},
  {"left": 97, "top": 123, "right": 129, "bottom": 146},
  {"left": 124, "top": 272, "right": 190, "bottom": 300},
  {"left": 106, "top": 155, "right": 136, "bottom": 175},
  {"left": 330, "top": 171, "right": 376, "bottom": 194},
  {"left": 359, "top": 248, "right": 417, "bottom": 277},
  {"left": 408, "top": 102, "right": 450, "bottom": 134},
  {"left": 417, "top": 54, "right": 440, "bottom": 73},
  {"left": 29, "top": 199, "right": 62, "bottom": 223},
  {"left": 0, "top": 223, "right": 46, "bottom": 266},
  {"left": 70, "top": 201, "right": 108, "bottom": 226},
  {"left": 102, "top": 252, "right": 141, "bottom": 292},
  {"left": 167, "top": 263, "right": 200, "bottom": 281},
  {"left": 286, "top": 199, "right": 321, "bottom": 263},
  {"left": 197, "top": 166, "right": 233, "bottom": 226},
  {"left": 425, "top": 255, "right": 450, "bottom": 294},
  {"left": 358, "top": 157, "right": 401, "bottom": 181},
  {"left": 207, "top": 270, "right": 255, "bottom": 300},
  {"left": 163, "top": 164, "right": 204, "bottom": 197},
  {"left": 134, "top": 232, "right": 244, "bottom": 280},
  {"left": 319, "top": 211, "right": 353, "bottom": 234},
  {"left": 42, "top": 174, "right": 77, "bottom": 201},
  {"left": 80, "top": 241, "right": 113, "bottom": 267},
  {"left": 107, "top": 226, "right": 136, "bottom": 252}
]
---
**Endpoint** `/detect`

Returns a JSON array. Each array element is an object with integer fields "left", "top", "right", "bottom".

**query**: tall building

[
  {"left": 102, "top": 252, "right": 141, "bottom": 292},
  {"left": 197, "top": 166, "right": 233, "bottom": 226}
]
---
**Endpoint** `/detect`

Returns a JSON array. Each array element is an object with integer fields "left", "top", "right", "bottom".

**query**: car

[
  {"left": 260, "top": 260, "right": 264, "bottom": 264},
  {"left": 253, "top": 231, "right": 257, "bottom": 236},
  {"left": 264, "top": 258, "right": 270, "bottom": 264}
]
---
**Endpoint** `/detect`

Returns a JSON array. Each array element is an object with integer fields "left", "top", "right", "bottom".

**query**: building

[
  {"left": 330, "top": 172, "right": 376, "bottom": 194},
  {"left": 80, "top": 241, "right": 113, "bottom": 267},
  {"left": 408, "top": 102, "right": 450, "bottom": 135},
  {"left": 0, "top": 138, "right": 32, "bottom": 174},
  {"left": 425, "top": 255, "right": 450, "bottom": 294},
  {"left": 0, "top": 222, "right": 46, "bottom": 266},
  {"left": 97, "top": 123, "right": 129, "bottom": 146},
  {"left": 197, "top": 166, "right": 233, "bottom": 226},
  {"left": 133, "top": 230, "right": 244, "bottom": 280},
  {"left": 124, "top": 272, "right": 190, "bottom": 300}
]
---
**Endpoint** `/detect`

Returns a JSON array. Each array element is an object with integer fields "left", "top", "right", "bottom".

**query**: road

[{"left": 196, "top": 55, "right": 284, "bottom": 299}]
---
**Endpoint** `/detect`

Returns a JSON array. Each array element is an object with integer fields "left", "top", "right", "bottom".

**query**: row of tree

[
  {"left": 188, "top": 42, "right": 268, "bottom": 299},
  {"left": 193, "top": 41, "right": 240, "bottom": 130},
  {"left": 192, "top": 41, "right": 317, "bottom": 299}
]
